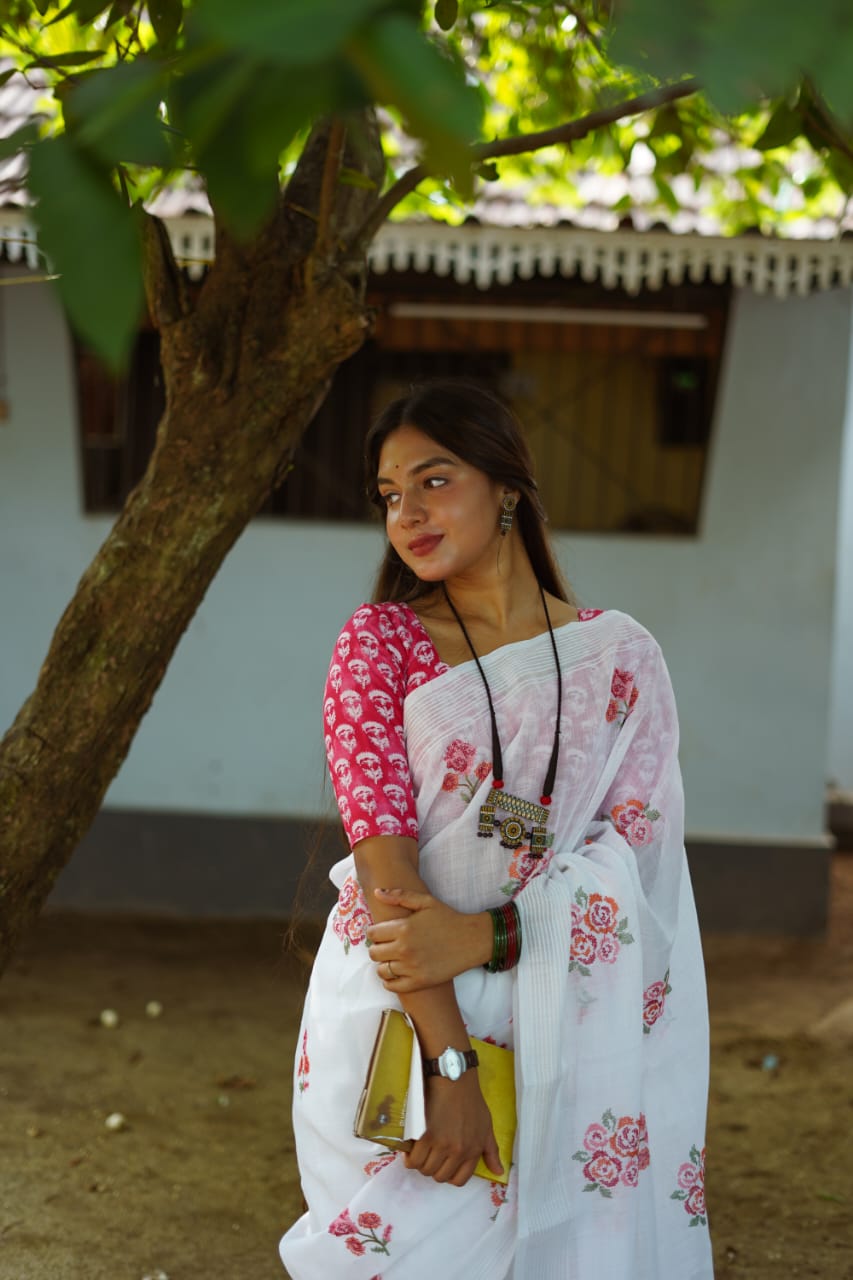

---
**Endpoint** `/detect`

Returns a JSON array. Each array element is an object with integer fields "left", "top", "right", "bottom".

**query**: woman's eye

[
  {"left": 382, "top": 492, "right": 399, "bottom": 507},
  {"left": 424, "top": 476, "right": 447, "bottom": 489}
]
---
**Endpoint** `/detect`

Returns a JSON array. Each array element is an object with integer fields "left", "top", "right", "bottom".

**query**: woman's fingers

[
  {"left": 374, "top": 887, "right": 434, "bottom": 911},
  {"left": 447, "top": 1157, "right": 480, "bottom": 1188},
  {"left": 406, "top": 1138, "right": 474, "bottom": 1185},
  {"left": 481, "top": 1129, "right": 504, "bottom": 1178},
  {"left": 366, "top": 915, "right": 409, "bottom": 946}
]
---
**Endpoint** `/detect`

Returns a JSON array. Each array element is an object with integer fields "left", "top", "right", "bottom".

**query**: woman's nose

[{"left": 398, "top": 489, "right": 426, "bottom": 526}]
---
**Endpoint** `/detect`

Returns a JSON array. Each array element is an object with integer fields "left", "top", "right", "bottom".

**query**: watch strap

[{"left": 422, "top": 1048, "right": 479, "bottom": 1078}]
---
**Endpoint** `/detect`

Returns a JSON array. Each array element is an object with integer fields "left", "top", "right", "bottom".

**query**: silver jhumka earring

[{"left": 499, "top": 494, "right": 518, "bottom": 536}]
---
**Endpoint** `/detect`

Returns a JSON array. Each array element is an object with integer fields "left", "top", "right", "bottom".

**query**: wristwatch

[{"left": 422, "top": 1046, "right": 479, "bottom": 1081}]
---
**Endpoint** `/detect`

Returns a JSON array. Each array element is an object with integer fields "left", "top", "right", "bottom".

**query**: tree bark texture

[{"left": 0, "top": 117, "right": 384, "bottom": 975}]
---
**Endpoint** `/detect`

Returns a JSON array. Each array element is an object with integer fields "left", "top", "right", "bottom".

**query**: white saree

[{"left": 280, "top": 606, "right": 714, "bottom": 1279}]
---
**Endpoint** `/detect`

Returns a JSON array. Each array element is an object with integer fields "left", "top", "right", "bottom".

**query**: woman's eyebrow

[{"left": 376, "top": 456, "right": 458, "bottom": 487}]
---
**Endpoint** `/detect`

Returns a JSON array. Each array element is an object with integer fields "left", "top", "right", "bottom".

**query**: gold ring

[{"left": 386, "top": 961, "right": 396, "bottom": 980}]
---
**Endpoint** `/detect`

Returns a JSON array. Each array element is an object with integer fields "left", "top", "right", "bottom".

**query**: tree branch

[
  {"left": 141, "top": 212, "right": 189, "bottom": 330},
  {"left": 352, "top": 77, "right": 701, "bottom": 251},
  {"left": 314, "top": 118, "right": 347, "bottom": 258}
]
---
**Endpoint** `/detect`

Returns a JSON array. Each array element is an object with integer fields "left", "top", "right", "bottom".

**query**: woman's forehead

[{"left": 377, "top": 424, "right": 460, "bottom": 475}]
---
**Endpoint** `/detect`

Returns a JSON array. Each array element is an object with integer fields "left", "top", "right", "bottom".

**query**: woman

[{"left": 280, "top": 381, "right": 714, "bottom": 1279}]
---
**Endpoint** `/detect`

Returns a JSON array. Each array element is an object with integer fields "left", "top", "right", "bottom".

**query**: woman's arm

[
  {"left": 361, "top": 832, "right": 494, "bottom": 990},
  {"left": 355, "top": 835, "right": 502, "bottom": 1185},
  {"left": 366, "top": 884, "right": 495, "bottom": 991},
  {"left": 356, "top": 835, "right": 490, "bottom": 1049}
]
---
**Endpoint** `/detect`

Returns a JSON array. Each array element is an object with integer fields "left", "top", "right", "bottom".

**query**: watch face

[{"left": 441, "top": 1049, "right": 464, "bottom": 1081}]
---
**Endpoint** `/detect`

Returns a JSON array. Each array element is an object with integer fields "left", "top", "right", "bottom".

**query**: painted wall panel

[{"left": 828, "top": 313, "right": 853, "bottom": 797}]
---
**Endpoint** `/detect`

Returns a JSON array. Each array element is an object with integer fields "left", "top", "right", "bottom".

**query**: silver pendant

[{"left": 477, "top": 787, "right": 550, "bottom": 857}]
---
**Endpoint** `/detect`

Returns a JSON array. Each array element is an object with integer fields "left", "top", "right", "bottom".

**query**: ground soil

[{"left": 1, "top": 856, "right": 852, "bottom": 1280}]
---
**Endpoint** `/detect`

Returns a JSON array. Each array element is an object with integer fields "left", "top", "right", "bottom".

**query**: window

[
  {"left": 75, "top": 329, "right": 164, "bottom": 512},
  {"left": 75, "top": 275, "right": 728, "bottom": 536}
]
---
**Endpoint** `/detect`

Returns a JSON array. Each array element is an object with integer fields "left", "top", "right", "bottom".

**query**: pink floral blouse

[{"left": 323, "top": 602, "right": 605, "bottom": 848}]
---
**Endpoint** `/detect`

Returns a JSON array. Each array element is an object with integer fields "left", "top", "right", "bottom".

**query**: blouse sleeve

[{"left": 323, "top": 605, "right": 419, "bottom": 849}]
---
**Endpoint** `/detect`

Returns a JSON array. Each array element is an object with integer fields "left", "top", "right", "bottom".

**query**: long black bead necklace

[{"left": 442, "top": 581, "right": 563, "bottom": 858}]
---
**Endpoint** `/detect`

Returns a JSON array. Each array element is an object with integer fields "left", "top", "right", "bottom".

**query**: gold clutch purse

[{"left": 353, "top": 1008, "right": 516, "bottom": 1185}]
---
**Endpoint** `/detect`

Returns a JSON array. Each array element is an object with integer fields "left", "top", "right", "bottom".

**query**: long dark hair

[{"left": 364, "top": 379, "right": 576, "bottom": 605}]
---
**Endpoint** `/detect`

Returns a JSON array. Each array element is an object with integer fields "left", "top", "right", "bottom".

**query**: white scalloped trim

[{"left": 2, "top": 208, "right": 851, "bottom": 298}]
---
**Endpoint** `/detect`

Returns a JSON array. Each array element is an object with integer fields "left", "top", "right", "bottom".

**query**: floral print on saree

[
  {"left": 569, "top": 887, "right": 634, "bottom": 976},
  {"left": 573, "top": 1108, "right": 650, "bottom": 1197},
  {"left": 671, "top": 1145, "right": 707, "bottom": 1226}
]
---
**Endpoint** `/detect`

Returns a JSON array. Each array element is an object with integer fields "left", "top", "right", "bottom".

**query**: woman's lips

[{"left": 408, "top": 534, "right": 443, "bottom": 557}]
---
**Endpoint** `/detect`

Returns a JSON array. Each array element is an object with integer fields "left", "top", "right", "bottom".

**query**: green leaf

[
  {"left": 149, "top": 0, "right": 183, "bottom": 49},
  {"left": 648, "top": 104, "right": 683, "bottom": 141},
  {"left": 754, "top": 101, "right": 802, "bottom": 151},
  {"left": 339, "top": 165, "right": 379, "bottom": 191},
  {"left": 572, "top": 1151, "right": 590, "bottom": 1162},
  {"left": 105, "top": 0, "right": 135, "bottom": 26},
  {"left": 194, "top": 0, "right": 388, "bottom": 65},
  {"left": 172, "top": 54, "right": 332, "bottom": 237},
  {"left": 671, "top": 1190, "right": 687, "bottom": 1200},
  {"left": 28, "top": 135, "right": 143, "bottom": 368},
  {"left": 0, "top": 69, "right": 16, "bottom": 89},
  {"left": 828, "top": 151, "right": 853, "bottom": 192},
  {"left": 26, "top": 50, "right": 106, "bottom": 69},
  {"left": 800, "top": 175, "right": 824, "bottom": 200},
  {"left": 475, "top": 160, "right": 499, "bottom": 181},
  {"left": 67, "top": 60, "right": 172, "bottom": 167},
  {"left": 435, "top": 0, "right": 458, "bottom": 30},
  {"left": 46, "top": 0, "right": 113, "bottom": 25},
  {"left": 620, "top": 932, "right": 635, "bottom": 945},
  {"left": 345, "top": 13, "right": 482, "bottom": 183},
  {"left": 0, "top": 121, "right": 40, "bottom": 161},
  {"left": 582, "top": 1182, "right": 598, "bottom": 1192},
  {"left": 653, "top": 175, "right": 679, "bottom": 215}
]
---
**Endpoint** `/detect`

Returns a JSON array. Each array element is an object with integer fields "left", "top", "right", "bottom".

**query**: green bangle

[
  {"left": 483, "top": 902, "right": 522, "bottom": 973},
  {"left": 484, "top": 906, "right": 506, "bottom": 973}
]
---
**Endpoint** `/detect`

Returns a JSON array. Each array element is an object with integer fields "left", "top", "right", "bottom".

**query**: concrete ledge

[
  {"left": 686, "top": 836, "right": 833, "bottom": 935},
  {"left": 47, "top": 808, "right": 834, "bottom": 936},
  {"left": 48, "top": 809, "right": 341, "bottom": 920}
]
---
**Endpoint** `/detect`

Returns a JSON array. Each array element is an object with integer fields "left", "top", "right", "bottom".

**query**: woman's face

[{"left": 376, "top": 424, "right": 508, "bottom": 583}]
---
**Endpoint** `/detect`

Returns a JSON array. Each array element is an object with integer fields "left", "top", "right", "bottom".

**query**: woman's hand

[
  {"left": 366, "top": 888, "right": 493, "bottom": 992},
  {"left": 406, "top": 1071, "right": 503, "bottom": 1187}
]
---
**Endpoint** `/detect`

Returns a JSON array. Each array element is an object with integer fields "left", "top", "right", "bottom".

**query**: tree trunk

[{"left": 0, "top": 118, "right": 383, "bottom": 975}]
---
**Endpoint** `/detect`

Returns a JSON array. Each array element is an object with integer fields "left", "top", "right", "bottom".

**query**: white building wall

[
  {"left": 828, "top": 314, "right": 853, "bottom": 799},
  {"left": 1, "top": 278, "right": 851, "bottom": 846}
]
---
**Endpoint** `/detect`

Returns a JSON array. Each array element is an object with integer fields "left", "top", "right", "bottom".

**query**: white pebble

[
  {"left": 141, "top": 1272, "right": 170, "bottom": 1280},
  {"left": 145, "top": 1001, "right": 163, "bottom": 1019},
  {"left": 99, "top": 1008, "right": 119, "bottom": 1029},
  {"left": 104, "top": 1112, "right": 127, "bottom": 1132}
]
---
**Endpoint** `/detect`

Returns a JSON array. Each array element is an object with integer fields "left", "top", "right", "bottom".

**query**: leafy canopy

[{"left": 0, "top": 0, "right": 850, "bottom": 365}]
